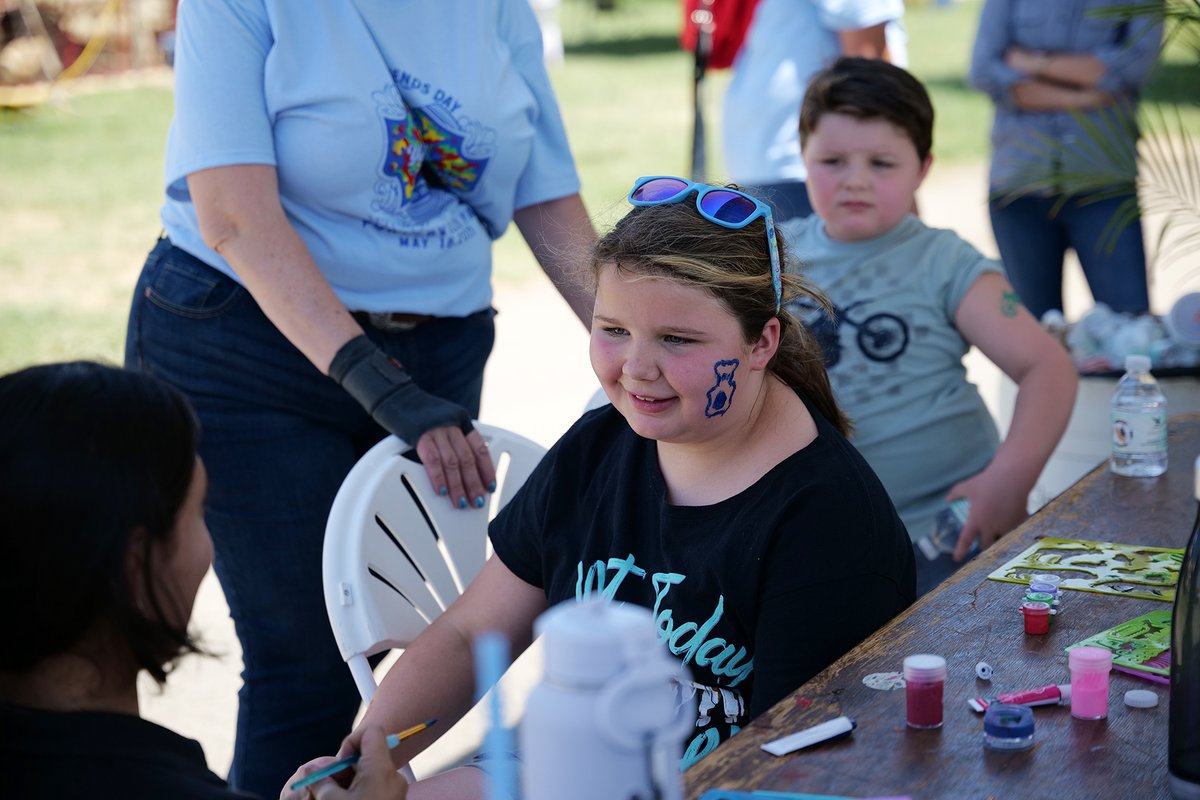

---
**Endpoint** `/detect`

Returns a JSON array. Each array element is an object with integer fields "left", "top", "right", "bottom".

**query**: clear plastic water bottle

[
  {"left": 916, "top": 499, "right": 974, "bottom": 561},
  {"left": 1111, "top": 354, "right": 1168, "bottom": 477}
]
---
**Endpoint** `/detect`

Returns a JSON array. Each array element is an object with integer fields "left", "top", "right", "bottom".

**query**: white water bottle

[
  {"left": 519, "top": 599, "right": 694, "bottom": 800},
  {"left": 1111, "top": 354, "right": 1168, "bottom": 477}
]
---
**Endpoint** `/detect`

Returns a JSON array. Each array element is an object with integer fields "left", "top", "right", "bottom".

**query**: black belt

[{"left": 352, "top": 311, "right": 438, "bottom": 332}]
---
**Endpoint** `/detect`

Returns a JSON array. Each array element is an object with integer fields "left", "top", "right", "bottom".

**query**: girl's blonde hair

[{"left": 591, "top": 199, "right": 851, "bottom": 436}]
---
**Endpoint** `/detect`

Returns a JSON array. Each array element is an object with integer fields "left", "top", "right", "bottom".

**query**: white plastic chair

[
  {"left": 322, "top": 423, "right": 546, "bottom": 706},
  {"left": 584, "top": 386, "right": 610, "bottom": 412}
]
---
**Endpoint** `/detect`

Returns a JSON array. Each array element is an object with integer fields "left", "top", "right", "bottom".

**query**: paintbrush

[{"left": 289, "top": 719, "right": 437, "bottom": 791}]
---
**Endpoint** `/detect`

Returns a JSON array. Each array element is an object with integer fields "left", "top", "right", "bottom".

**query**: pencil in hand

[{"left": 289, "top": 719, "right": 438, "bottom": 791}]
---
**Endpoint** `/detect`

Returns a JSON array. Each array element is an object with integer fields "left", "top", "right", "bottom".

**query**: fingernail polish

[
  {"left": 439, "top": 486, "right": 449, "bottom": 496},
  {"left": 488, "top": 481, "right": 497, "bottom": 492},
  {"left": 474, "top": 496, "right": 485, "bottom": 508},
  {"left": 458, "top": 497, "right": 468, "bottom": 509}
]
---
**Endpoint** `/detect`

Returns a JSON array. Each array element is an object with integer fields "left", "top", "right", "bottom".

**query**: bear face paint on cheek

[{"left": 705, "top": 359, "right": 740, "bottom": 418}]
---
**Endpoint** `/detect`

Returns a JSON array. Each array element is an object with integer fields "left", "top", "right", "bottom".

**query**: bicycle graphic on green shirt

[{"left": 796, "top": 299, "right": 909, "bottom": 368}]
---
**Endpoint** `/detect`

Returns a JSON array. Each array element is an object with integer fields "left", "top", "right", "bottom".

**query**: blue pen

[
  {"left": 289, "top": 719, "right": 437, "bottom": 791},
  {"left": 475, "top": 632, "right": 517, "bottom": 800}
]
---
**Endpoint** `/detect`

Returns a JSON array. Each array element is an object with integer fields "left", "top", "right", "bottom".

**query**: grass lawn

[
  {"left": 1, "top": 0, "right": 1196, "bottom": 372},
  {"left": 0, "top": 85, "right": 173, "bottom": 371}
]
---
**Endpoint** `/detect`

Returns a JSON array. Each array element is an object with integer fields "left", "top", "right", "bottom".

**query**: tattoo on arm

[{"left": 1001, "top": 291, "right": 1021, "bottom": 318}]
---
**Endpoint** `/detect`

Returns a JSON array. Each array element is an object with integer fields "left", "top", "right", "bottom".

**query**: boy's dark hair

[
  {"left": 0, "top": 361, "right": 203, "bottom": 685},
  {"left": 799, "top": 56, "right": 934, "bottom": 162}
]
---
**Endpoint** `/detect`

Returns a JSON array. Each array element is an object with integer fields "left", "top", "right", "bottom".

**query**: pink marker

[{"left": 967, "top": 683, "right": 1071, "bottom": 713}]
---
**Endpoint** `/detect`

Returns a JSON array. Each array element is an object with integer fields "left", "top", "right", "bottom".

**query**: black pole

[{"left": 690, "top": 0, "right": 714, "bottom": 182}]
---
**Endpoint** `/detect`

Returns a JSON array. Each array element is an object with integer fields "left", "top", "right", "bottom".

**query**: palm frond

[
  {"left": 1136, "top": 104, "right": 1200, "bottom": 272},
  {"left": 1090, "top": 0, "right": 1200, "bottom": 60},
  {"left": 996, "top": 102, "right": 1200, "bottom": 269}
]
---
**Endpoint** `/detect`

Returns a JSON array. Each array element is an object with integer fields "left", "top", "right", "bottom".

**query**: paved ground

[{"left": 138, "top": 159, "right": 1193, "bottom": 786}]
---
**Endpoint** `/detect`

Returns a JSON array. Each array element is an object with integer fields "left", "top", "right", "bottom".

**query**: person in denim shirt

[{"left": 969, "top": 0, "right": 1163, "bottom": 320}]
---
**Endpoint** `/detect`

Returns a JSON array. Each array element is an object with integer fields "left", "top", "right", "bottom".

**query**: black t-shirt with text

[{"left": 490, "top": 398, "right": 915, "bottom": 769}]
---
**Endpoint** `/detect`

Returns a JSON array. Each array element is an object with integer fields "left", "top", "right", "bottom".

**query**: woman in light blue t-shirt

[{"left": 123, "top": 2, "right": 594, "bottom": 796}]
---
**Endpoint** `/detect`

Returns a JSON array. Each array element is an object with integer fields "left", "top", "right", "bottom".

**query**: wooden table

[{"left": 684, "top": 416, "right": 1199, "bottom": 800}]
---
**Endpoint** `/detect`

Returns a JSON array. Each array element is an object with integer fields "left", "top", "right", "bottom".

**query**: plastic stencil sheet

[
  {"left": 987, "top": 537, "right": 1183, "bottom": 601},
  {"left": 1067, "top": 609, "right": 1172, "bottom": 678}
]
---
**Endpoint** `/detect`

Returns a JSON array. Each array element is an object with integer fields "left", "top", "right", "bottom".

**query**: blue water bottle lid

[{"left": 983, "top": 703, "right": 1034, "bottom": 738}]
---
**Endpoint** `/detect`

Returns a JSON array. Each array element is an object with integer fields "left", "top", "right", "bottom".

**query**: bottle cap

[
  {"left": 983, "top": 703, "right": 1034, "bottom": 739},
  {"left": 945, "top": 498, "right": 970, "bottom": 524},
  {"left": 1125, "top": 354, "right": 1151, "bottom": 373},
  {"left": 536, "top": 598, "right": 664, "bottom": 685},
  {"left": 903, "top": 654, "right": 947, "bottom": 681},
  {"left": 1028, "top": 573, "right": 1062, "bottom": 587},
  {"left": 1024, "top": 592, "right": 1056, "bottom": 604},
  {"left": 1069, "top": 645, "right": 1113, "bottom": 672},
  {"left": 1124, "top": 689, "right": 1158, "bottom": 708}
]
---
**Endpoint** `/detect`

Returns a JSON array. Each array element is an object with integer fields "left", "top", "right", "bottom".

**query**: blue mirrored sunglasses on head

[{"left": 627, "top": 175, "right": 782, "bottom": 313}]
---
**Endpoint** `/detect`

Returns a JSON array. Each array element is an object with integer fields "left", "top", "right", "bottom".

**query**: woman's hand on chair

[{"left": 417, "top": 424, "right": 497, "bottom": 511}]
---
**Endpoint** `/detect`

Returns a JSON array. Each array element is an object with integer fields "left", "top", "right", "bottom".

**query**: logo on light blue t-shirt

[
  {"left": 371, "top": 81, "right": 493, "bottom": 224},
  {"left": 407, "top": 106, "right": 490, "bottom": 193},
  {"left": 381, "top": 111, "right": 424, "bottom": 204}
]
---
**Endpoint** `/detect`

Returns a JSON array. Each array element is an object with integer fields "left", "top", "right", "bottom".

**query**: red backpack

[{"left": 679, "top": 0, "right": 762, "bottom": 70}]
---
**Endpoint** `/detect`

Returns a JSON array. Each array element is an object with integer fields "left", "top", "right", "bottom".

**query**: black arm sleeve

[{"left": 328, "top": 335, "right": 474, "bottom": 444}]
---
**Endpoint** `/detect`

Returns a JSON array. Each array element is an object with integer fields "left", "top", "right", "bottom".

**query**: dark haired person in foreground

[{"left": 0, "top": 361, "right": 408, "bottom": 800}]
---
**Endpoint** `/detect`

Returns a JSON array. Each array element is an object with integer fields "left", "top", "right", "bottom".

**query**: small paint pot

[
  {"left": 1022, "top": 582, "right": 1060, "bottom": 599},
  {"left": 903, "top": 654, "right": 947, "bottom": 729},
  {"left": 1024, "top": 591, "right": 1059, "bottom": 611},
  {"left": 983, "top": 703, "right": 1035, "bottom": 751},
  {"left": 1021, "top": 602, "right": 1051, "bottom": 635},
  {"left": 1029, "top": 573, "right": 1062, "bottom": 589},
  {"left": 1069, "top": 646, "right": 1112, "bottom": 720}
]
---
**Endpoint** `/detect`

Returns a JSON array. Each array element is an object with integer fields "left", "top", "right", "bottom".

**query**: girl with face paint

[{"left": 289, "top": 181, "right": 915, "bottom": 797}]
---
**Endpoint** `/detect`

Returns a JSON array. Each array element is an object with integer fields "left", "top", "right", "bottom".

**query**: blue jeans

[
  {"left": 743, "top": 180, "right": 814, "bottom": 222},
  {"left": 988, "top": 193, "right": 1150, "bottom": 320},
  {"left": 913, "top": 544, "right": 973, "bottom": 598},
  {"left": 125, "top": 238, "right": 495, "bottom": 797}
]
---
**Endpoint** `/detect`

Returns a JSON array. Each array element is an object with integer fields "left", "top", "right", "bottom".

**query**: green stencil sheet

[
  {"left": 988, "top": 537, "right": 1183, "bottom": 601},
  {"left": 1066, "top": 610, "right": 1172, "bottom": 677}
]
